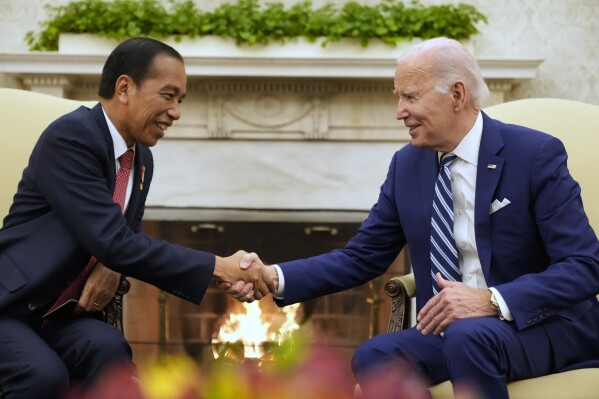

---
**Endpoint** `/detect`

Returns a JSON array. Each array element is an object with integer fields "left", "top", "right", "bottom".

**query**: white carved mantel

[
  {"left": 0, "top": 52, "right": 542, "bottom": 104},
  {"left": 0, "top": 37, "right": 542, "bottom": 221}
]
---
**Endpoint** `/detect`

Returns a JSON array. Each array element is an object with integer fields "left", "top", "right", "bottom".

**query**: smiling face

[
  {"left": 393, "top": 56, "right": 460, "bottom": 152},
  {"left": 116, "top": 53, "right": 187, "bottom": 147}
]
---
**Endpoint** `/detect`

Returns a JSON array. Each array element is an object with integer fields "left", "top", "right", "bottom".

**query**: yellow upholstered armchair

[
  {"left": 0, "top": 88, "right": 129, "bottom": 331},
  {"left": 385, "top": 98, "right": 599, "bottom": 399}
]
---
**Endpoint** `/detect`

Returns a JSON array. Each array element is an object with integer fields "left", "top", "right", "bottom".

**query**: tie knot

[
  {"left": 119, "top": 150, "right": 134, "bottom": 171},
  {"left": 441, "top": 153, "right": 457, "bottom": 168}
]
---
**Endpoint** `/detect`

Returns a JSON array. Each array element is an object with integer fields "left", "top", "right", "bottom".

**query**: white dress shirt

[{"left": 274, "top": 112, "right": 512, "bottom": 320}]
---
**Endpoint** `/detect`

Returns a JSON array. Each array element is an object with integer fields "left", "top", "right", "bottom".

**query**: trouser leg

[
  {"left": 442, "top": 317, "right": 553, "bottom": 399},
  {"left": 0, "top": 317, "right": 69, "bottom": 399},
  {"left": 40, "top": 316, "right": 133, "bottom": 389},
  {"left": 352, "top": 318, "right": 555, "bottom": 399}
]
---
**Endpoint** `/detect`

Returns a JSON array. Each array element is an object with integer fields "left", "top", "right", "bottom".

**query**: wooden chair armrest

[
  {"left": 103, "top": 277, "right": 131, "bottom": 333},
  {"left": 385, "top": 273, "right": 416, "bottom": 333}
]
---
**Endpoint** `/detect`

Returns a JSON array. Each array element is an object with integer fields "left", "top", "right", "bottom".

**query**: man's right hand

[
  {"left": 241, "top": 252, "right": 279, "bottom": 295},
  {"left": 216, "top": 252, "right": 279, "bottom": 302},
  {"left": 213, "top": 250, "right": 275, "bottom": 300}
]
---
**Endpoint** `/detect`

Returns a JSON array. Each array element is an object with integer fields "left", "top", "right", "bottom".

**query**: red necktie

[{"left": 44, "top": 150, "right": 134, "bottom": 316}]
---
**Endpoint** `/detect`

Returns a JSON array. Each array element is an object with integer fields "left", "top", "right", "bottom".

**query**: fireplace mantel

[
  {"left": 0, "top": 34, "right": 543, "bottom": 103},
  {"left": 0, "top": 51, "right": 541, "bottom": 99}
]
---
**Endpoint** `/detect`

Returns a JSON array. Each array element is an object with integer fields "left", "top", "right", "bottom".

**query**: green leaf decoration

[{"left": 26, "top": 0, "right": 487, "bottom": 51}]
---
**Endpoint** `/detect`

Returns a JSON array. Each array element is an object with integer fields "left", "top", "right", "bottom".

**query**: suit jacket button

[
  {"left": 525, "top": 316, "right": 531, "bottom": 323},
  {"left": 27, "top": 303, "right": 37, "bottom": 311}
]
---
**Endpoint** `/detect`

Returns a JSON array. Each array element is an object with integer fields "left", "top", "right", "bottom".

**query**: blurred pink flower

[{"left": 65, "top": 332, "right": 442, "bottom": 399}]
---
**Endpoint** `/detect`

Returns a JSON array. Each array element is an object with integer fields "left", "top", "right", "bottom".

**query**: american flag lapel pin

[
  {"left": 140, "top": 165, "right": 145, "bottom": 190},
  {"left": 487, "top": 164, "right": 497, "bottom": 169}
]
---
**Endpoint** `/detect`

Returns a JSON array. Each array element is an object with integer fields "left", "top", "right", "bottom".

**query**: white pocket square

[{"left": 490, "top": 198, "right": 511, "bottom": 214}]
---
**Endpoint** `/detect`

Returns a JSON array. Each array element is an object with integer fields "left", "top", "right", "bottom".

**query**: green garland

[{"left": 26, "top": 0, "right": 487, "bottom": 51}]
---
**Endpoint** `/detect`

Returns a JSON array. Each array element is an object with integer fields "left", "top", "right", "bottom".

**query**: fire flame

[{"left": 213, "top": 302, "right": 301, "bottom": 359}]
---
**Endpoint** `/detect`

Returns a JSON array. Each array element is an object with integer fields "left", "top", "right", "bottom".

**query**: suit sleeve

[{"left": 33, "top": 116, "right": 214, "bottom": 304}]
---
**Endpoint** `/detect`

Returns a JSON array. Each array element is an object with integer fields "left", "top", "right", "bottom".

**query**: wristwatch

[{"left": 489, "top": 290, "right": 506, "bottom": 320}]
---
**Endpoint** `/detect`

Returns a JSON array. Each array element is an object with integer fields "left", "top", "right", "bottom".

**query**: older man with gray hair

[{"left": 230, "top": 37, "right": 599, "bottom": 398}]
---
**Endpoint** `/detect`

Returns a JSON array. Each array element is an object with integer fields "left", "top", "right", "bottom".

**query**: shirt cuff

[
  {"left": 272, "top": 264, "right": 285, "bottom": 299},
  {"left": 489, "top": 287, "right": 513, "bottom": 321}
]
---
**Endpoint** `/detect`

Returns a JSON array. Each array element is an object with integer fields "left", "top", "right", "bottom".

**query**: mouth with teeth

[
  {"left": 406, "top": 124, "right": 419, "bottom": 135},
  {"left": 156, "top": 122, "right": 169, "bottom": 132}
]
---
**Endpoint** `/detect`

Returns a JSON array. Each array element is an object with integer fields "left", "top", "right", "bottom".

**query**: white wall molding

[{"left": 0, "top": 51, "right": 542, "bottom": 80}]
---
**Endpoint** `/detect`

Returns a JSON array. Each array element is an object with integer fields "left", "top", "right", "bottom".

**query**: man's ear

[
  {"left": 451, "top": 80, "right": 467, "bottom": 111},
  {"left": 115, "top": 75, "right": 133, "bottom": 104}
]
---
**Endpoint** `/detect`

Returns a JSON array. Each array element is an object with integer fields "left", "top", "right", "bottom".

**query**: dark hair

[{"left": 98, "top": 37, "right": 184, "bottom": 99}]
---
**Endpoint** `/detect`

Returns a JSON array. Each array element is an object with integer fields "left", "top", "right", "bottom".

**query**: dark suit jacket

[
  {"left": 277, "top": 112, "right": 599, "bottom": 369},
  {"left": 0, "top": 104, "right": 214, "bottom": 317}
]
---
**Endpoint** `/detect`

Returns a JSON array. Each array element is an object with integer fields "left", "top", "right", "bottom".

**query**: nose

[
  {"left": 396, "top": 99, "right": 408, "bottom": 121},
  {"left": 168, "top": 102, "right": 181, "bottom": 120}
]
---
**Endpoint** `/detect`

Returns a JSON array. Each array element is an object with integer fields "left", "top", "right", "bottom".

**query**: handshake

[{"left": 213, "top": 250, "right": 277, "bottom": 302}]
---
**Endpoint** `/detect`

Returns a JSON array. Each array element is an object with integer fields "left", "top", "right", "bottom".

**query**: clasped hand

[
  {"left": 77, "top": 262, "right": 121, "bottom": 313},
  {"left": 214, "top": 250, "right": 277, "bottom": 302},
  {"left": 416, "top": 273, "right": 495, "bottom": 335}
]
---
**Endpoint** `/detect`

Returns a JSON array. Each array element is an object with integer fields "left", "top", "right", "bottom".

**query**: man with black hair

[{"left": 0, "top": 37, "right": 269, "bottom": 398}]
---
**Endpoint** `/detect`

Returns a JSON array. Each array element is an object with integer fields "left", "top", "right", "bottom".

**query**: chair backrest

[
  {"left": 484, "top": 98, "right": 599, "bottom": 232},
  {"left": 0, "top": 88, "right": 96, "bottom": 219}
]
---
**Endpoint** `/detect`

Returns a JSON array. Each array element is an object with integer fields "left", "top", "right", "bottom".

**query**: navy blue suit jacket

[
  {"left": 277, "top": 112, "right": 599, "bottom": 369},
  {"left": 0, "top": 104, "right": 214, "bottom": 317}
]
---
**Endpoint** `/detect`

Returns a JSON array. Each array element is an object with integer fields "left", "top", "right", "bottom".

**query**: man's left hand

[
  {"left": 76, "top": 262, "right": 121, "bottom": 313},
  {"left": 416, "top": 273, "right": 496, "bottom": 335}
]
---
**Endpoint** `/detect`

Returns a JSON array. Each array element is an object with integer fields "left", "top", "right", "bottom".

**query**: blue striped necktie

[{"left": 430, "top": 153, "right": 461, "bottom": 295}]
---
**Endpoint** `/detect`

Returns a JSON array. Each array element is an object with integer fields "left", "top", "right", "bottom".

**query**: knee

[
  {"left": 353, "top": 334, "right": 430, "bottom": 399},
  {"left": 352, "top": 335, "right": 387, "bottom": 375},
  {"left": 71, "top": 325, "right": 132, "bottom": 387},
  {"left": 352, "top": 333, "right": 401, "bottom": 377},
  {"left": 82, "top": 326, "right": 131, "bottom": 364}
]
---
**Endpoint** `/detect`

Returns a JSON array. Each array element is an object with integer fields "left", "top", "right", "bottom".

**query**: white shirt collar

[
  {"left": 101, "top": 106, "right": 135, "bottom": 160},
  {"left": 450, "top": 112, "right": 483, "bottom": 167}
]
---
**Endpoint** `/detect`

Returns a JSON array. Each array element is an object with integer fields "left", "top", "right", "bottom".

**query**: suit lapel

[
  {"left": 475, "top": 112, "right": 505, "bottom": 277},
  {"left": 419, "top": 150, "right": 440, "bottom": 291},
  {"left": 91, "top": 104, "right": 115, "bottom": 156},
  {"left": 419, "top": 151, "right": 440, "bottom": 228},
  {"left": 91, "top": 103, "right": 118, "bottom": 190}
]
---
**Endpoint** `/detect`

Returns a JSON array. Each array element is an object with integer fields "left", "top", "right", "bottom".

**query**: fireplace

[{"left": 125, "top": 219, "right": 408, "bottom": 366}]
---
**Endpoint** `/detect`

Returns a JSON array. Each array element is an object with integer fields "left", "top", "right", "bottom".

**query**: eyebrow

[
  {"left": 393, "top": 88, "right": 417, "bottom": 98},
  {"left": 161, "top": 84, "right": 180, "bottom": 93}
]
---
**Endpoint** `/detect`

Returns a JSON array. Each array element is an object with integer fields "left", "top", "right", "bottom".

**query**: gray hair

[{"left": 397, "top": 37, "right": 489, "bottom": 108}]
